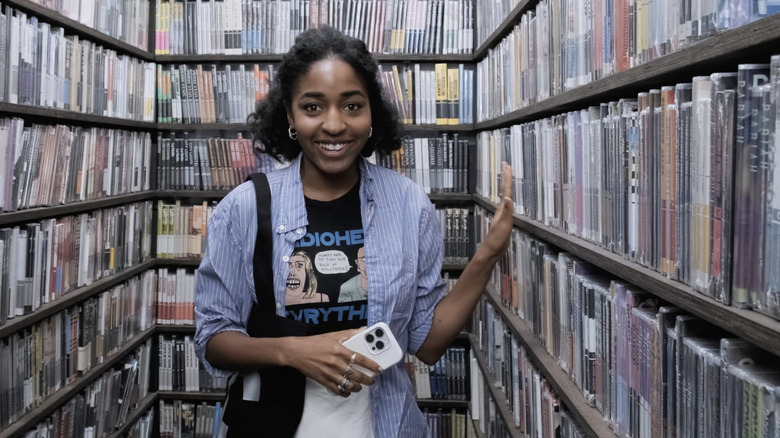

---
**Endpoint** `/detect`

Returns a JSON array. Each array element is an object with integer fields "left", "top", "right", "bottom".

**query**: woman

[{"left": 194, "top": 26, "right": 514, "bottom": 437}]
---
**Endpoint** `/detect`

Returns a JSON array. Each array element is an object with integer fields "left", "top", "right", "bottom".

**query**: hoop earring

[
  {"left": 288, "top": 126, "right": 298, "bottom": 141},
  {"left": 368, "top": 127, "right": 373, "bottom": 138}
]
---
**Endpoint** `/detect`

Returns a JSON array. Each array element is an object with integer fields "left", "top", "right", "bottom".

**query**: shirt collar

[{"left": 276, "top": 154, "right": 377, "bottom": 234}]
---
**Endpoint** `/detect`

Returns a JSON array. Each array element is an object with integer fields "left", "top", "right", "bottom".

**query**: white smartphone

[{"left": 342, "top": 322, "right": 404, "bottom": 377}]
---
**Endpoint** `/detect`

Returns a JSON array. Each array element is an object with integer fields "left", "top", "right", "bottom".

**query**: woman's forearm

[
  {"left": 415, "top": 248, "right": 501, "bottom": 364},
  {"left": 205, "top": 330, "right": 293, "bottom": 371},
  {"left": 416, "top": 163, "right": 515, "bottom": 365}
]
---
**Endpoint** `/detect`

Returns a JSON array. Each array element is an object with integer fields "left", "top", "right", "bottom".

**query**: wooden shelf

[
  {"left": 0, "top": 192, "right": 157, "bottom": 226},
  {"left": 156, "top": 123, "right": 251, "bottom": 132},
  {"left": 156, "top": 122, "right": 475, "bottom": 132},
  {"left": 468, "top": 337, "right": 523, "bottom": 438},
  {"left": 156, "top": 53, "right": 474, "bottom": 64},
  {"left": 481, "top": 285, "right": 617, "bottom": 438},
  {"left": 0, "top": 102, "right": 156, "bottom": 129},
  {"left": 474, "top": 2, "right": 528, "bottom": 61},
  {"left": 474, "top": 195, "right": 780, "bottom": 359},
  {"left": 156, "top": 258, "right": 202, "bottom": 268},
  {"left": 429, "top": 193, "right": 474, "bottom": 205},
  {"left": 2, "top": 0, "right": 153, "bottom": 61},
  {"left": 106, "top": 392, "right": 158, "bottom": 438},
  {"left": 416, "top": 399, "right": 470, "bottom": 409},
  {"left": 475, "top": 13, "right": 780, "bottom": 130},
  {"left": 403, "top": 124, "right": 476, "bottom": 132},
  {"left": 470, "top": 418, "right": 488, "bottom": 438},
  {"left": 155, "top": 54, "right": 283, "bottom": 63},
  {"left": 158, "top": 391, "right": 227, "bottom": 402},
  {"left": 156, "top": 324, "right": 196, "bottom": 334},
  {"left": 154, "top": 190, "right": 231, "bottom": 200},
  {"left": 0, "top": 327, "right": 156, "bottom": 438},
  {"left": 0, "top": 260, "right": 157, "bottom": 339},
  {"left": 374, "top": 54, "right": 474, "bottom": 63}
]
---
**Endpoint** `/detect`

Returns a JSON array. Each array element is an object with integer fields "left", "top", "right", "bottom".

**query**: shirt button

[
  {"left": 278, "top": 225, "right": 286, "bottom": 232},
  {"left": 276, "top": 302, "right": 281, "bottom": 309},
  {"left": 296, "top": 228, "right": 303, "bottom": 234},
  {"left": 282, "top": 256, "right": 289, "bottom": 262}
]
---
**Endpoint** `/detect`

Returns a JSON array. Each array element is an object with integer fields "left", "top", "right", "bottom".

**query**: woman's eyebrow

[{"left": 298, "top": 90, "right": 366, "bottom": 99}]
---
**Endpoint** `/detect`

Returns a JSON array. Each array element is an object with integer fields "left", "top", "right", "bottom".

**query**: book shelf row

[
  {"left": 474, "top": 202, "right": 780, "bottom": 437},
  {"left": 5, "top": 190, "right": 780, "bottom": 360},
  {"left": 379, "top": 62, "right": 475, "bottom": 125},
  {"left": 0, "top": 189, "right": 472, "bottom": 229},
  {"left": 0, "top": 253, "right": 469, "bottom": 342},
  {"left": 0, "top": 119, "right": 154, "bottom": 213},
  {"left": 0, "top": 116, "right": 472, "bottom": 216},
  {"left": 0, "top": 3, "right": 156, "bottom": 120},
  {"left": 474, "top": 0, "right": 780, "bottom": 124},
  {"left": 0, "top": 326, "right": 154, "bottom": 438},
  {"left": 123, "top": 395, "right": 473, "bottom": 438},
  {"left": 475, "top": 54, "right": 780, "bottom": 322},
  {"left": 153, "top": 0, "right": 475, "bottom": 56},
  {"left": 2, "top": 0, "right": 153, "bottom": 60},
  {"left": 476, "top": 13, "right": 780, "bottom": 130},
  {"left": 469, "top": 305, "right": 606, "bottom": 438},
  {"left": 0, "top": 273, "right": 156, "bottom": 431},
  {"left": 1, "top": 321, "right": 474, "bottom": 437},
  {"left": 26, "top": 0, "right": 150, "bottom": 51},
  {"left": 476, "top": 195, "right": 780, "bottom": 360}
]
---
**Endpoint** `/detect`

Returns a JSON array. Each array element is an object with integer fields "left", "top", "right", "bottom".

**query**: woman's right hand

[{"left": 284, "top": 328, "right": 381, "bottom": 397}]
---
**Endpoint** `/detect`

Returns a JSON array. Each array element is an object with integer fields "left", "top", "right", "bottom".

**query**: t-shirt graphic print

[{"left": 285, "top": 183, "right": 368, "bottom": 332}]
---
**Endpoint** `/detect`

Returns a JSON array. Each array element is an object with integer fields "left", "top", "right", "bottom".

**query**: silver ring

[
  {"left": 349, "top": 353, "right": 357, "bottom": 364},
  {"left": 338, "top": 377, "right": 351, "bottom": 393},
  {"left": 344, "top": 364, "right": 353, "bottom": 377}
]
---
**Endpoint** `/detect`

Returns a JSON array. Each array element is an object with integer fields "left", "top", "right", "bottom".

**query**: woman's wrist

[{"left": 275, "top": 336, "right": 302, "bottom": 368}]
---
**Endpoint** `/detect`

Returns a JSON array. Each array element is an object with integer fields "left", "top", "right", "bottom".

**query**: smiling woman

[
  {"left": 193, "top": 25, "right": 515, "bottom": 438},
  {"left": 285, "top": 58, "right": 374, "bottom": 200}
]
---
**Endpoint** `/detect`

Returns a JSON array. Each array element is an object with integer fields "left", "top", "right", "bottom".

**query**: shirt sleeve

[
  {"left": 407, "top": 203, "right": 448, "bottom": 354},
  {"left": 194, "top": 198, "right": 254, "bottom": 377}
]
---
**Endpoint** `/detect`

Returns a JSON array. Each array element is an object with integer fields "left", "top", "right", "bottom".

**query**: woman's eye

[
  {"left": 304, "top": 104, "right": 320, "bottom": 112},
  {"left": 345, "top": 103, "right": 361, "bottom": 111}
]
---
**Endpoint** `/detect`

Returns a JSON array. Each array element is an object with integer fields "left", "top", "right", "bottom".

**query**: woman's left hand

[{"left": 481, "top": 162, "right": 514, "bottom": 259}]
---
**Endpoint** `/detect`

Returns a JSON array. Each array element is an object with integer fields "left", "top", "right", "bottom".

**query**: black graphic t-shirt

[{"left": 285, "top": 182, "right": 368, "bottom": 332}]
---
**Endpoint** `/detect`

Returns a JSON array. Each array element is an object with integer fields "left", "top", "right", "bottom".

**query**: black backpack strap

[
  {"left": 223, "top": 173, "right": 307, "bottom": 438},
  {"left": 249, "top": 173, "right": 275, "bottom": 314}
]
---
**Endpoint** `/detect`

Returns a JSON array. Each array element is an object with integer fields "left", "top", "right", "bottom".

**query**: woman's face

[{"left": 286, "top": 58, "right": 372, "bottom": 184}]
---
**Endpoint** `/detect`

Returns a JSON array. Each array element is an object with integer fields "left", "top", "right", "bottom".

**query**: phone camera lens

[
  {"left": 375, "top": 329, "right": 384, "bottom": 338},
  {"left": 376, "top": 341, "right": 385, "bottom": 350},
  {"left": 365, "top": 334, "right": 374, "bottom": 343}
]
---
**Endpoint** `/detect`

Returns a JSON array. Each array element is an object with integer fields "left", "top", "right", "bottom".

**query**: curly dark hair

[{"left": 249, "top": 26, "right": 403, "bottom": 162}]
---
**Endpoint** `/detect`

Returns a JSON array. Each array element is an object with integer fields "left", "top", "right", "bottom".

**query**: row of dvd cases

[{"left": 473, "top": 205, "right": 780, "bottom": 437}]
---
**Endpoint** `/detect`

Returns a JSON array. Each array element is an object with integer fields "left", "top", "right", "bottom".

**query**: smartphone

[{"left": 342, "top": 322, "right": 404, "bottom": 376}]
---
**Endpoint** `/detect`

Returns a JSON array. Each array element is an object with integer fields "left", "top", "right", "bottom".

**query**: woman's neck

[{"left": 300, "top": 161, "right": 360, "bottom": 201}]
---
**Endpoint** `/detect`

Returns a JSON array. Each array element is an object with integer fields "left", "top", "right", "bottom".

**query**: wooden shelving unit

[
  {"left": 416, "top": 399, "right": 470, "bottom": 409},
  {"left": 468, "top": 337, "right": 523, "bottom": 438},
  {"left": 1, "top": 0, "right": 153, "bottom": 61},
  {"left": 155, "top": 54, "right": 283, "bottom": 63},
  {"left": 0, "top": 192, "right": 158, "bottom": 227},
  {"left": 0, "top": 260, "right": 156, "bottom": 340},
  {"left": 0, "top": 103, "right": 157, "bottom": 130},
  {"left": 156, "top": 324, "right": 197, "bottom": 335},
  {"left": 475, "top": 14, "right": 780, "bottom": 130},
  {"left": 473, "top": 2, "right": 529, "bottom": 60},
  {"left": 158, "top": 391, "right": 227, "bottom": 402},
  {"left": 0, "top": 327, "right": 156, "bottom": 438},
  {"left": 474, "top": 196, "right": 780, "bottom": 359},
  {"left": 106, "top": 392, "right": 158, "bottom": 438},
  {"left": 482, "top": 284, "right": 618, "bottom": 438}
]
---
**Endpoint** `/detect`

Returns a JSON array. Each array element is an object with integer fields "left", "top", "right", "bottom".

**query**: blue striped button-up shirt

[{"left": 194, "top": 154, "right": 448, "bottom": 437}]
